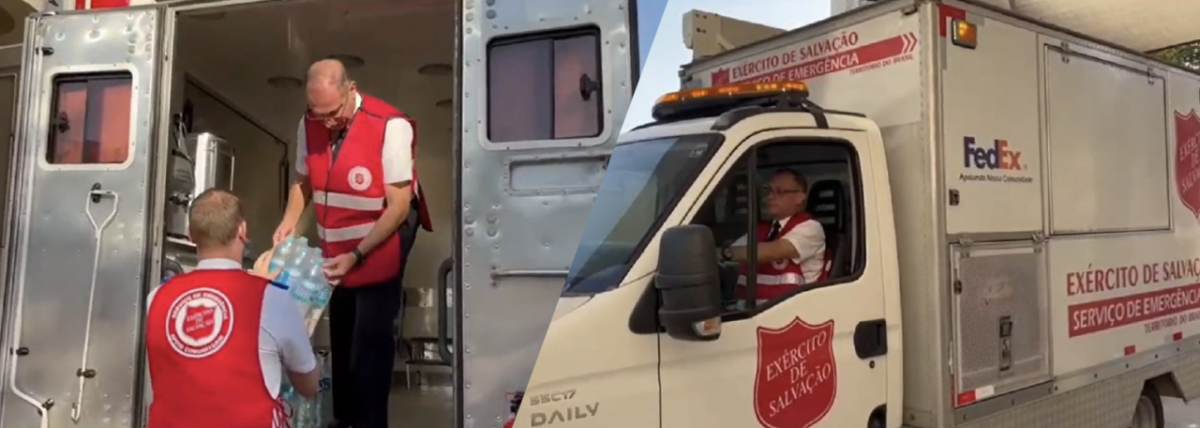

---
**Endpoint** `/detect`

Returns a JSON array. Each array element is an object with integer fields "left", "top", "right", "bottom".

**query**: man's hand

[
  {"left": 251, "top": 251, "right": 282, "bottom": 281},
  {"left": 323, "top": 253, "right": 356, "bottom": 285},
  {"left": 273, "top": 222, "right": 296, "bottom": 246}
]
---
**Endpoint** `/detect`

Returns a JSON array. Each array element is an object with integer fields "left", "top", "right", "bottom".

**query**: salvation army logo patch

[
  {"left": 1175, "top": 110, "right": 1200, "bottom": 219},
  {"left": 348, "top": 166, "right": 373, "bottom": 192},
  {"left": 754, "top": 317, "right": 837, "bottom": 428},
  {"left": 166, "top": 288, "right": 234, "bottom": 359}
]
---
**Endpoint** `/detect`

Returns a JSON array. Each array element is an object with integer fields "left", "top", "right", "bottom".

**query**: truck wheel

[{"left": 1130, "top": 384, "right": 1164, "bottom": 428}]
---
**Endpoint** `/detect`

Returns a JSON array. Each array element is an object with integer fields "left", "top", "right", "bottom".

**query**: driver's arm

[
  {"left": 727, "top": 239, "right": 799, "bottom": 265},
  {"left": 724, "top": 222, "right": 826, "bottom": 265}
]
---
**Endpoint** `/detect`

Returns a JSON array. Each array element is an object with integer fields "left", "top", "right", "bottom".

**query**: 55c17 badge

[
  {"left": 528, "top": 389, "right": 576, "bottom": 406},
  {"left": 526, "top": 388, "right": 600, "bottom": 427}
]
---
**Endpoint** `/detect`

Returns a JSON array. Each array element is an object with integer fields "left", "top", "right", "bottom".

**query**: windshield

[{"left": 563, "top": 133, "right": 722, "bottom": 296}]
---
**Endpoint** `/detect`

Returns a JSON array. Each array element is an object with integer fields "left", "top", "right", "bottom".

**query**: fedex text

[
  {"left": 964, "top": 137, "right": 1022, "bottom": 171},
  {"left": 958, "top": 136, "right": 1033, "bottom": 184}
]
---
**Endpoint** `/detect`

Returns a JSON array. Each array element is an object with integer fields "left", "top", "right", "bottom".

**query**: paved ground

[{"left": 1166, "top": 397, "right": 1200, "bottom": 428}]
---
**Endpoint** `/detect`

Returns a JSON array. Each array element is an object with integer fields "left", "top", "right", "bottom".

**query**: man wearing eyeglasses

[
  {"left": 272, "top": 59, "right": 432, "bottom": 428},
  {"left": 719, "top": 168, "right": 827, "bottom": 303}
]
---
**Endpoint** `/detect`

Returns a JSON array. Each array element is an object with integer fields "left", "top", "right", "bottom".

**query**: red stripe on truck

[
  {"left": 75, "top": 0, "right": 129, "bottom": 9},
  {"left": 1068, "top": 282, "right": 1200, "bottom": 337},
  {"left": 956, "top": 390, "right": 976, "bottom": 406},
  {"left": 938, "top": 4, "right": 967, "bottom": 38},
  {"left": 714, "top": 32, "right": 918, "bottom": 85}
]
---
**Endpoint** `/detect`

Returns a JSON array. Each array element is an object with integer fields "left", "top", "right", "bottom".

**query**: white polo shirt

[
  {"left": 294, "top": 92, "right": 414, "bottom": 186},
  {"left": 145, "top": 258, "right": 317, "bottom": 401},
  {"left": 734, "top": 215, "right": 827, "bottom": 284}
]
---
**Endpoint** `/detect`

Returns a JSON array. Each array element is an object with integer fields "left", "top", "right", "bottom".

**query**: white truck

[
  {"left": 0, "top": 0, "right": 641, "bottom": 427},
  {"left": 522, "top": 1, "right": 1200, "bottom": 428}
]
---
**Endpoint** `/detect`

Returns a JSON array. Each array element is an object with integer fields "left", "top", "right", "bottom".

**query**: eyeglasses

[
  {"left": 305, "top": 100, "right": 346, "bottom": 121},
  {"left": 304, "top": 87, "right": 353, "bottom": 121},
  {"left": 763, "top": 187, "right": 803, "bottom": 196}
]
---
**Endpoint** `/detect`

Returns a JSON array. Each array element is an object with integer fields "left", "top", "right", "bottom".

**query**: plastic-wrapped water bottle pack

[
  {"left": 279, "top": 350, "right": 332, "bottom": 428},
  {"left": 269, "top": 236, "right": 333, "bottom": 336}
]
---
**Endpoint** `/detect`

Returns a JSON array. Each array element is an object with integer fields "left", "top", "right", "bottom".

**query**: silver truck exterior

[
  {"left": 520, "top": 1, "right": 1200, "bottom": 428},
  {"left": 0, "top": 1, "right": 640, "bottom": 427}
]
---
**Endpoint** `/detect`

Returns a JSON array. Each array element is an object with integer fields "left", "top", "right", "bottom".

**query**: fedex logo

[{"left": 963, "top": 137, "right": 1022, "bottom": 171}]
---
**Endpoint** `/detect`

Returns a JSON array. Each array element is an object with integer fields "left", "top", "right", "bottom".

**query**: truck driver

[{"left": 719, "top": 168, "right": 827, "bottom": 303}]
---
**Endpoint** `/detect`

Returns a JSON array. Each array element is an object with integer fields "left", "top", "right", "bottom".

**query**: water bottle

[
  {"left": 296, "top": 399, "right": 313, "bottom": 428},
  {"left": 316, "top": 351, "right": 331, "bottom": 424},
  {"left": 269, "top": 237, "right": 298, "bottom": 274},
  {"left": 299, "top": 259, "right": 329, "bottom": 335},
  {"left": 287, "top": 255, "right": 316, "bottom": 315},
  {"left": 285, "top": 247, "right": 312, "bottom": 287},
  {"left": 279, "top": 383, "right": 301, "bottom": 426}
]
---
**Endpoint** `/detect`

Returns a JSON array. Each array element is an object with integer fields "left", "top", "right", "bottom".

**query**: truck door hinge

[{"left": 953, "top": 279, "right": 963, "bottom": 294}]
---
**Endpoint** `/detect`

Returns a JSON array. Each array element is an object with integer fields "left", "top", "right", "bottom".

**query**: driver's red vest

[
  {"left": 304, "top": 93, "right": 433, "bottom": 287},
  {"left": 735, "top": 213, "right": 829, "bottom": 301},
  {"left": 145, "top": 270, "right": 282, "bottom": 428}
]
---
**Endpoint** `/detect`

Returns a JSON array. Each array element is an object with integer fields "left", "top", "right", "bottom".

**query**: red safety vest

[
  {"left": 735, "top": 213, "right": 829, "bottom": 301},
  {"left": 145, "top": 270, "right": 282, "bottom": 428},
  {"left": 304, "top": 93, "right": 433, "bottom": 288}
]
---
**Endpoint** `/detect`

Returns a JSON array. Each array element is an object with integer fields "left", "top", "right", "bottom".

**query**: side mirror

[{"left": 656, "top": 225, "right": 723, "bottom": 341}]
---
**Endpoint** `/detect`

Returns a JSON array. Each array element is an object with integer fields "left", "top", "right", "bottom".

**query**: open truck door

[
  {"left": 455, "top": 0, "right": 639, "bottom": 426},
  {"left": 1, "top": 6, "right": 162, "bottom": 428}
]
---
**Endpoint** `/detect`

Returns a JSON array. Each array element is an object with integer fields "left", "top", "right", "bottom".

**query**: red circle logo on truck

[{"left": 165, "top": 288, "right": 234, "bottom": 359}]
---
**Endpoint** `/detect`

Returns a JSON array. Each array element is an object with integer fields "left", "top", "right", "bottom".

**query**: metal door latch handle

[
  {"left": 53, "top": 111, "right": 70, "bottom": 134},
  {"left": 74, "top": 185, "right": 119, "bottom": 423},
  {"left": 579, "top": 73, "right": 600, "bottom": 101}
]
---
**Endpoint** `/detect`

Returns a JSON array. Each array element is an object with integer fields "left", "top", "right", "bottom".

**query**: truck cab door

[
  {"left": 657, "top": 126, "right": 898, "bottom": 428},
  {"left": 0, "top": 8, "right": 162, "bottom": 428},
  {"left": 456, "top": 0, "right": 639, "bottom": 426}
]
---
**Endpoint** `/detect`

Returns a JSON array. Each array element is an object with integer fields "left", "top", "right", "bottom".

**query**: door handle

[
  {"left": 853, "top": 319, "right": 888, "bottom": 359},
  {"left": 53, "top": 111, "right": 70, "bottom": 133},
  {"left": 578, "top": 73, "right": 600, "bottom": 101},
  {"left": 435, "top": 257, "right": 454, "bottom": 365}
]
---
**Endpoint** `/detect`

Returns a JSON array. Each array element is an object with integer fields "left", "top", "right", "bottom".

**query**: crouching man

[{"left": 144, "top": 188, "right": 320, "bottom": 428}]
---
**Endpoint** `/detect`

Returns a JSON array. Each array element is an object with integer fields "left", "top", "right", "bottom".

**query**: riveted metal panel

[
  {"left": 457, "top": 0, "right": 635, "bottom": 427},
  {"left": 0, "top": 7, "right": 162, "bottom": 428}
]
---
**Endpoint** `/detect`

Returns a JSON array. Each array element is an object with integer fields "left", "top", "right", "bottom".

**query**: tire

[{"left": 1131, "top": 384, "right": 1165, "bottom": 428}]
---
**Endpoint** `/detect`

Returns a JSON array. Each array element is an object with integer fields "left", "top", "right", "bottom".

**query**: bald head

[
  {"left": 307, "top": 59, "right": 348, "bottom": 87},
  {"left": 306, "top": 59, "right": 356, "bottom": 125},
  {"left": 188, "top": 188, "right": 246, "bottom": 248}
]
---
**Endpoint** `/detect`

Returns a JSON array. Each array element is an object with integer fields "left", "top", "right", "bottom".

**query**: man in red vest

[
  {"left": 272, "top": 59, "right": 432, "bottom": 428},
  {"left": 721, "top": 168, "right": 827, "bottom": 303},
  {"left": 145, "top": 189, "right": 320, "bottom": 428}
]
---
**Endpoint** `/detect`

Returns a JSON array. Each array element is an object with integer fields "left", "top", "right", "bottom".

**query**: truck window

[
  {"left": 46, "top": 72, "right": 133, "bottom": 165},
  {"left": 487, "top": 28, "right": 602, "bottom": 143},
  {"left": 563, "top": 134, "right": 723, "bottom": 296},
  {"left": 692, "top": 140, "right": 863, "bottom": 309}
]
